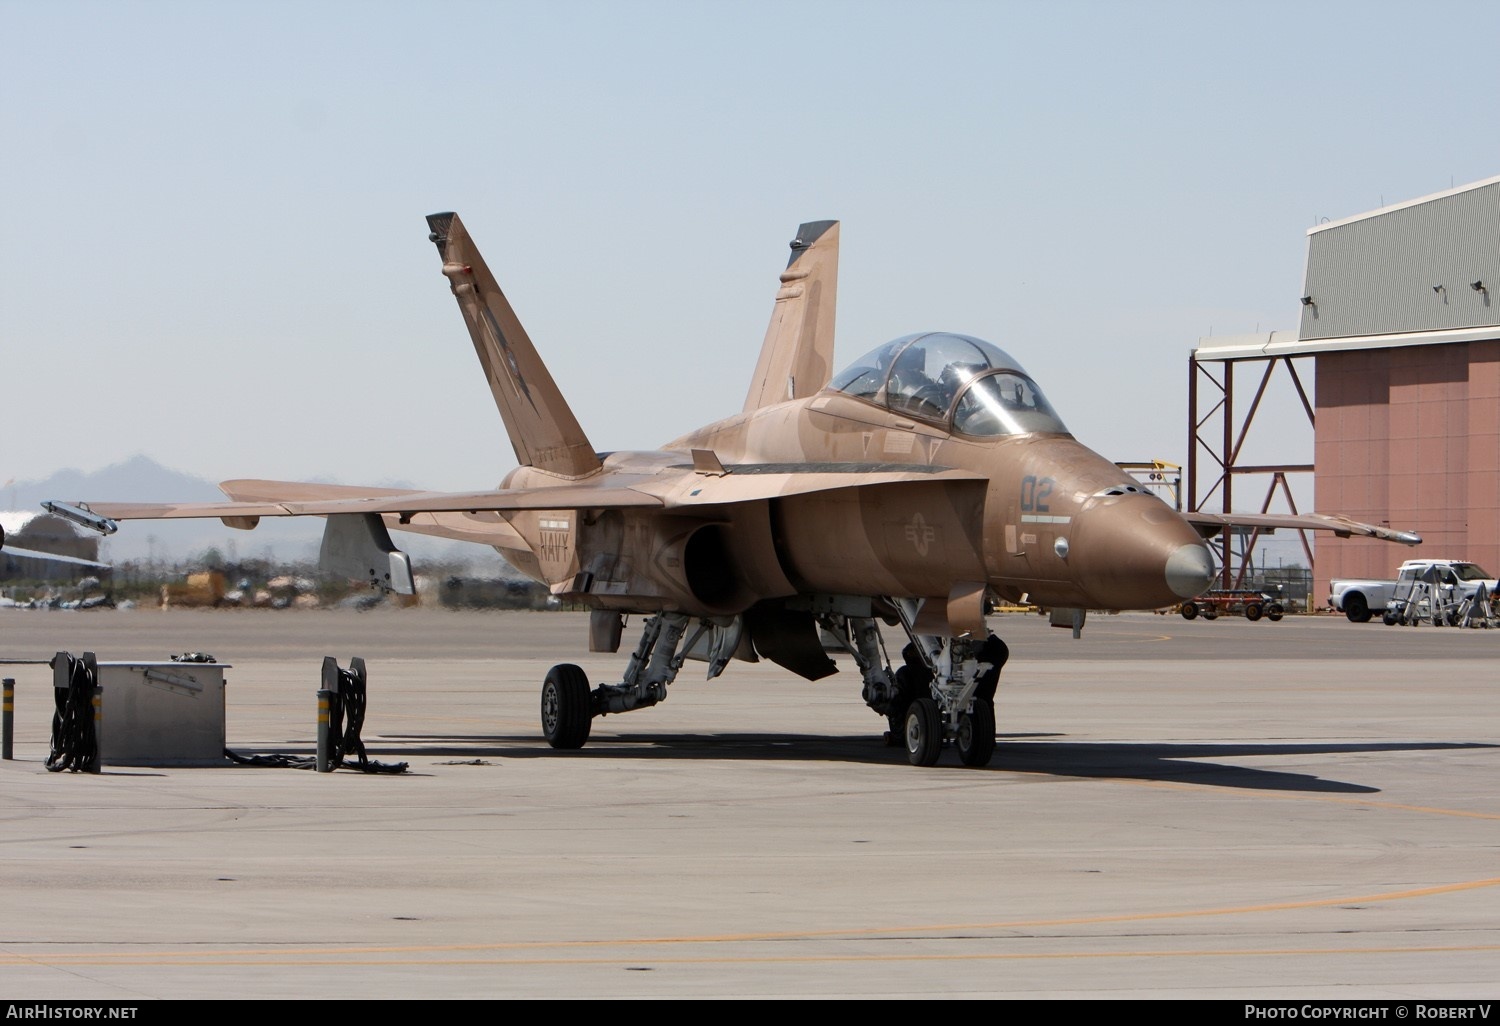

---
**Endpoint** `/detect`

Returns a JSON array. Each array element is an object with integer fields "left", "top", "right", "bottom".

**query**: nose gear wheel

[{"left": 905, "top": 697, "right": 943, "bottom": 767}]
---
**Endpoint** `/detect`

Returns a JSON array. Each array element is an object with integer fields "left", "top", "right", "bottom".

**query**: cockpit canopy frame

[{"left": 827, "top": 331, "right": 1070, "bottom": 437}]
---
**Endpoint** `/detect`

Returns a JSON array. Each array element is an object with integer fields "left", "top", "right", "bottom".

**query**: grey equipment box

[{"left": 96, "top": 662, "right": 229, "bottom": 767}]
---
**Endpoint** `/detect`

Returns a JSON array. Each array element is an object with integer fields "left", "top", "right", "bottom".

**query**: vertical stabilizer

[
  {"left": 427, "top": 212, "right": 601, "bottom": 478},
  {"left": 742, "top": 219, "right": 839, "bottom": 412}
]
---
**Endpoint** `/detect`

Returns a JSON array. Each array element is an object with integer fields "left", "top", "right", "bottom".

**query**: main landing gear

[
  {"left": 540, "top": 612, "right": 734, "bottom": 750},
  {"left": 538, "top": 603, "right": 1007, "bottom": 769},
  {"left": 820, "top": 602, "right": 1007, "bottom": 768},
  {"left": 540, "top": 664, "right": 592, "bottom": 749}
]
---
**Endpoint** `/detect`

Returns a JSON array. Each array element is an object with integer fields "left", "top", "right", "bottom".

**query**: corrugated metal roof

[
  {"left": 1297, "top": 175, "right": 1500, "bottom": 343},
  {"left": 1308, "top": 174, "right": 1500, "bottom": 235},
  {"left": 1195, "top": 176, "right": 1500, "bottom": 361}
]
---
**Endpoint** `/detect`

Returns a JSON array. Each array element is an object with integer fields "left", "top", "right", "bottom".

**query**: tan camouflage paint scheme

[
  {"left": 72, "top": 213, "right": 1416, "bottom": 643},
  {"left": 742, "top": 220, "right": 839, "bottom": 412}
]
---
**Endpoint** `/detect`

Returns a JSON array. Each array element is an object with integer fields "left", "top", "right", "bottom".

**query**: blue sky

[{"left": 4, "top": 0, "right": 1498, "bottom": 495}]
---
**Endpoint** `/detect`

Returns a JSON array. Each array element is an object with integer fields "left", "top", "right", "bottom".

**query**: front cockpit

[{"left": 826, "top": 332, "right": 1070, "bottom": 437}]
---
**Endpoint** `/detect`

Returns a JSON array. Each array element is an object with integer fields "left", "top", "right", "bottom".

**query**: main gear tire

[{"left": 541, "top": 664, "right": 592, "bottom": 750}]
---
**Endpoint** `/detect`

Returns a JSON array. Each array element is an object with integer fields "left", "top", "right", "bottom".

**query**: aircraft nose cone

[
  {"left": 1166, "top": 542, "right": 1215, "bottom": 599},
  {"left": 1068, "top": 496, "right": 1215, "bottom": 609}
]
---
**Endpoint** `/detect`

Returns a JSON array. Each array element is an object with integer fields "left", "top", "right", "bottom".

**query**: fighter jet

[{"left": 37, "top": 214, "right": 1420, "bottom": 767}]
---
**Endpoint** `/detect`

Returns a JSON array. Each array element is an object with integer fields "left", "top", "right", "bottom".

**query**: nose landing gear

[
  {"left": 904, "top": 696, "right": 944, "bottom": 767},
  {"left": 825, "top": 601, "right": 1008, "bottom": 768},
  {"left": 954, "top": 696, "right": 996, "bottom": 767}
]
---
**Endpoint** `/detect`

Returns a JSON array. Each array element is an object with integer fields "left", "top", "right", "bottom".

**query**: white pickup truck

[{"left": 1329, "top": 559, "right": 1499, "bottom": 622}]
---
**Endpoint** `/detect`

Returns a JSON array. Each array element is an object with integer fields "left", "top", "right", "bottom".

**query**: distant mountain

[
  {"left": 4, "top": 456, "right": 512, "bottom": 574},
  {"left": 11, "top": 454, "right": 224, "bottom": 507}
]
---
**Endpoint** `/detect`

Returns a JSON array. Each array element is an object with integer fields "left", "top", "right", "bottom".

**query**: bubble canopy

[{"left": 827, "top": 332, "right": 1070, "bottom": 437}]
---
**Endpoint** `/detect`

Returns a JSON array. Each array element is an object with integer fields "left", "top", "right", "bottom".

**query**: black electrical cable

[
  {"left": 223, "top": 749, "right": 317, "bottom": 769},
  {"left": 333, "top": 673, "right": 369, "bottom": 768},
  {"left": 46, "top": 653, "right": 98, "bottom": 773},
  {"left": 221, "top": 744, "right": 406, "bottom": 773},
  {"left": 327, "top": 661, "right": 407, "bottom": 774},
  {"left": 224, "top": 660, "right": 406, "bottom": 773}
]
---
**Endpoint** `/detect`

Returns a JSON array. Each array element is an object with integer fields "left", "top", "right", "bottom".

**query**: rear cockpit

[{"left": 826, "top": 332, "right": 1070, "bottom": 437}]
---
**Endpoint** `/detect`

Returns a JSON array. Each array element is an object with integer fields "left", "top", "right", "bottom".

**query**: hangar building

[{"left": 1190, "top": 175, "right": 1500, "bottom": 601}]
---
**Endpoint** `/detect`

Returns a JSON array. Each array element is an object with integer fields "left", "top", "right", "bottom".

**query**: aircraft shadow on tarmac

[{"left": 361, "top": 734, "right": 1495, "bottom": 794}]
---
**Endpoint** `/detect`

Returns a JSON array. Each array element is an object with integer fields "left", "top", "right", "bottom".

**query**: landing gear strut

[
  {"left": 541, "top": 603, "right": 1007, "bottom": 768},
  {"left": 822, "top": 603, "right": 1008, "bottom": 768},
  {"left": 540, "top": 612, "right": 733, "bottom": 750},
  {"left": 896, "top": 628, "right": 1005, "bottom": 768}
]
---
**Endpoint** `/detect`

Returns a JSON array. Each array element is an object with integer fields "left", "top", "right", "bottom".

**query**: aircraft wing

[
  {"left": 1182, "top": 511, "right": 1421, "bottom": 545},
  {"left": 49, "top": 463, "right": 987, "bottom": 532},
  {"left": 49, "top": 484, "right": 665, "bottom": 527},
  {"left": 213, "top": 480, "right": 538, "bottom": 548}
]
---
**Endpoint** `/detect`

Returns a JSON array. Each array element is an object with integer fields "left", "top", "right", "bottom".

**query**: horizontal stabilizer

[{"left": 220, "top": 479, "right": 428, "bottom": 503}]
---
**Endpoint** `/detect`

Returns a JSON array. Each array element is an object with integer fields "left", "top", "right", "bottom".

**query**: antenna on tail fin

[
  {"left": 742, "top": 220, "right": 840, "bottom": 412},
  {"left": 427, "top": 212, "right": 601, "bottom": 478}
]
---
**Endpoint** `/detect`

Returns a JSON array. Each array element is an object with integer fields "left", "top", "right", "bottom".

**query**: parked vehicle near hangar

[
  {"left": 1179, "top": 589, "right": 1284, "bottom": 622},
  {"left": 1330, "top": 559, "right": 1498, "bottom": 623},
  {"left": 1381, "top": 560, "right": 1500, "bottom": 626}
]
